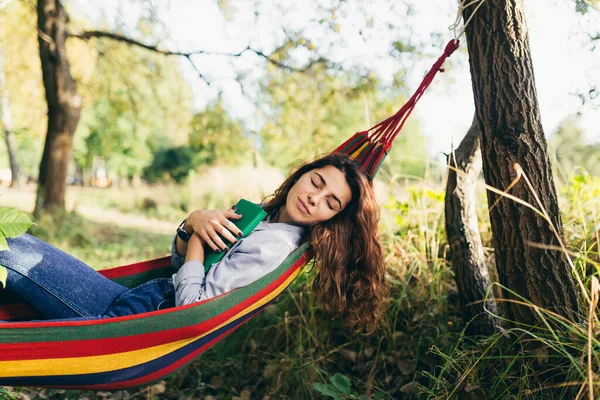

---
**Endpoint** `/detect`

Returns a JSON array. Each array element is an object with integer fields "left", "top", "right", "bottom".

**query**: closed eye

[{"left": 311, "top": 179, "right": 318, "bottom": 188}]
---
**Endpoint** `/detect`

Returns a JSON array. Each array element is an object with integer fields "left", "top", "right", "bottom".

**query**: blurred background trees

[
  {"left": 0, "top": 0, "right": 436, "bottom": 203},
  {"left": 549, "top": 115, "right": 600, "bottom": 180}
]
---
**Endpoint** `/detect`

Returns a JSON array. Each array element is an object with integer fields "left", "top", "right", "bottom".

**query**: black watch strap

[{"left": 176, "top": 218, "right": 192, "bottom": 242}]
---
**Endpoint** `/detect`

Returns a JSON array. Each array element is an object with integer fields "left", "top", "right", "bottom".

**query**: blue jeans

[{"left": 0, "top": 234, "right": 174, "bottom": 320}]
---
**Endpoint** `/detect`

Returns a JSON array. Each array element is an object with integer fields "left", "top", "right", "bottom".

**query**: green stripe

[
  {"left": 339, "top": 135, "right": 366, "bottom": 154},
  {"left": 370, "top": 151, "right": 388, "bottom": 178},
  {"left": 0, "top": 243, "right": 309, "bottom": 343}
]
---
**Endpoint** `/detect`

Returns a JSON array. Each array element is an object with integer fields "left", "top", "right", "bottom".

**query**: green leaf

[
  {"left": 0, "top": 266, "right": 7, "bottom": 289},
  {"left": 0, "top": 387, "right": 17, "bottom": 400},
  {"left": 0, "top": 235, "right": 8, "bottom": 252},
  {"left": 0, "top": 207, "right": 33, "bottom": 239},
  {"left": 312, "top": 382, "right": 342, "bottom": 399},
  {"left": 330, "top": 373, "right": 352, "bottom": 396}
]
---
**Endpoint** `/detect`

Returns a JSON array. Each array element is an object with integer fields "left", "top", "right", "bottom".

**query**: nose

[{"left": 307, "top": 191, "right": 325, "bottom": 206}]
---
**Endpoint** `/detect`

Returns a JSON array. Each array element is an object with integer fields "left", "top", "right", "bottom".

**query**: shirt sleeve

[
  {"left": 172, "top": 260, "right": 206, "bottom": 306},
  {"left": 171, "top": 234, "right": 186, "bottom": 271},
  {"left": 172, "top": 238, "right": 293, "bottom": 306}
]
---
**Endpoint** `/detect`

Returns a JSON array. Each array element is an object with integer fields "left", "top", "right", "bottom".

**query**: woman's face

[{"left": 278, "top": 165, "right": 353, "bottom": 226}]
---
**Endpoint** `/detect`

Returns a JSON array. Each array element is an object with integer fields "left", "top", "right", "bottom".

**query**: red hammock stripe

[
  {"left": 100, "top": 256, "right": 171, "bottom": 279},
  {"left": 0, "top": 253, "right": 308, "bottom": 361}
]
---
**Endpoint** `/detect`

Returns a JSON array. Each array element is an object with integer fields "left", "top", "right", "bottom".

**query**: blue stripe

[{"left": 0, "top": 306, "right": 264, "bottom": 388}]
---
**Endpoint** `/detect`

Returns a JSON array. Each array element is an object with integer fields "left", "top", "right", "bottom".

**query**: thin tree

[
  {"left": 462, "top": 0, "right": 581, "bottom": 324},
  {"left": 445, "top": 116, "right": 498, "bottom": 335}
]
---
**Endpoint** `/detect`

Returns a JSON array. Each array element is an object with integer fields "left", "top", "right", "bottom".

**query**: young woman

[{"left": 0, "top": 154, "right": 387, "bottom": 331}]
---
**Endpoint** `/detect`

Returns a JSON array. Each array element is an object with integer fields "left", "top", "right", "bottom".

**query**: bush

[{"left": 143, "top": 146, "right": 196, "bottom": 184}]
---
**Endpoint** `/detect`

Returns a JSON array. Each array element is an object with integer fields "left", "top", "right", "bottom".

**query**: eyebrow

[{"left": 314, "top": 172, "right": 343, "bottom": 209}]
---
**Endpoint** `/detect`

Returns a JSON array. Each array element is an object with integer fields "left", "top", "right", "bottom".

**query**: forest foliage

[{"left": 0, "top": 0, "right": 436, "bottom": 185}]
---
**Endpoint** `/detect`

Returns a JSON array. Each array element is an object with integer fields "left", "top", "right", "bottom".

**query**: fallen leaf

[
  {"left": 392, "top": 331, "right": 403, "bottom": 340},
  {"left": 210, "top": 375, "right": 223, "bottom": 388},
  {"left": 462, "top": 385, "right": 487, "bottom": 400},
  {"left": 465, "top": 383, "right": 479, "bottom": 392},
  {"left": 398, "top": 360, "right": 415, "bottom": 376},
  {"left": 265, "top": 304, "right": 277, "bottom": 314},
  {"left": 240, "top": 389, "right": 251, "bottom": 400},
  {"left": 149, "top": 382, "right": 166, "bottom": 395},
  {"left": 400, "top": 381, "right": 419, "bottom": 394},
  {"left": 341, "top": 349, "right": 357, "bottom": 362},
  {"left": 263, "top": 364, "right": 277, "bottom": 379}
]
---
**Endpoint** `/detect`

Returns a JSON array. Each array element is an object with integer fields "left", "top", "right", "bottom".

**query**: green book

[{"left": 203, "top": 199, "right": 267, "bottom": 273}]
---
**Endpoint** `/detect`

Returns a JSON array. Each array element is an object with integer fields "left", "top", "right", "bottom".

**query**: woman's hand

[{"left": 186, "top": 208, "right": 243, "bottom": 252}]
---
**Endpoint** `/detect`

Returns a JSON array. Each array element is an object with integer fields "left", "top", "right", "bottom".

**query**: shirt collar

[{"left": 254, "top": 221, "right": 306, "bottom": 245}]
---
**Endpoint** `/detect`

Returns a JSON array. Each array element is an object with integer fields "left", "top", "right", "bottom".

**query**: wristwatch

[{"left": 176, "top": 218, "right": 192, "bottom": 242}]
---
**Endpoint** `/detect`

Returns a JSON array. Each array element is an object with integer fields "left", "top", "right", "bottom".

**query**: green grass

[
  {"left": 28, "top": 210, "right": 172, "bottom": 269},
  {"left": 2, "top": 170, "right": 600, "bottom": 399}
]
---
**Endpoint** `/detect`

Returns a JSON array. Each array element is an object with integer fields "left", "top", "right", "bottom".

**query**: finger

[
  {"left": 199, "top": 230, "right": 220, "bottom": 252},
  {"left": 214, "top": 218, "right": 237, "bottom": 244},
  {"left": 207, "top": 226, "right": 229, "bottom": 251},
  {"left": 218, "top": 216, "right": 242, "bottom": 240},
  {"left": 225, "top": 209, "right": 243, "bottom": 219}
]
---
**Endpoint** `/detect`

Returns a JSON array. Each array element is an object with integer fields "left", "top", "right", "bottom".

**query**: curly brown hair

[{"left": 262, "top": 154, "right": 388, "bottom": 333}]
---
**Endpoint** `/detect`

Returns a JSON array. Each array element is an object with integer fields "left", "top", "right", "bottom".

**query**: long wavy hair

[{"left": 262, "top": 153, "right": 388, "bottom": 333}]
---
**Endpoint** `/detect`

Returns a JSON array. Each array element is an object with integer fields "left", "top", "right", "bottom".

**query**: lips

[{"left": 298, "top": 198, "right": 311, "bottom": 215}]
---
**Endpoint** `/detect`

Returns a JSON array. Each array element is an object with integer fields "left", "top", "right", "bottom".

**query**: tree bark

[
  {"left": 462, "top": 0, "right": 580, "bottom": 325},
  {"left": 0, "top": 33, "right": 19, "bottom": 188},
  {"left": 35, "top": 0, "right": 81, "bottom": 215},
  {"left": 445, "top": 116, "right": 498, "bottom": 335}
]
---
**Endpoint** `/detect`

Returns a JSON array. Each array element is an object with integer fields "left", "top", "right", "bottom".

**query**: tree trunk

[
  {"left": 0, "top": 34, "right": 19, "bottom": 188},
  {"left": 445, "top": 116, "right": 498, "bottom": 335},
  {"left": 462, "top": 0, "right": 580, "bottom": 325},
  {"left": 34, "top": 0, "right": 82, "bottom": 215}
]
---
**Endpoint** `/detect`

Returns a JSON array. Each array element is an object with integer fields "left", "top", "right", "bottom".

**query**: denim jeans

[{"left": 0, "top": 234, "right": 174, "bottom": 320}]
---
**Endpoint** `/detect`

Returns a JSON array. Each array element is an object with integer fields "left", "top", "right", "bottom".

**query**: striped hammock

[{"left": 0, "top": 40, "right": 458, "bottom": 390}]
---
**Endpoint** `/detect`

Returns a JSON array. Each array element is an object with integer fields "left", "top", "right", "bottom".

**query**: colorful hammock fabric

[{"left": 0, "top": 40, "right": 458, "bottom": 390}]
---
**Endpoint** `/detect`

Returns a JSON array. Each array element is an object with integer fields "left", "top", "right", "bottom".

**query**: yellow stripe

[
  {"left": 219, "top": 261, "right": 305, "bottom": 330},
  {"left": 0, "top": 338, "right": 196, "bottom": 377},
  {"left": 350, "top": 141, "right": 370, "bottom": 159},
  {"left": 0, "top": 262, "right": 306, "bottom": 377}
]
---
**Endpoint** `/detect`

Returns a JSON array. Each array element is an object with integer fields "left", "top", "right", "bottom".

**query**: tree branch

[{"left": 67, "top": 30, "right": 331, "bottom": 84}]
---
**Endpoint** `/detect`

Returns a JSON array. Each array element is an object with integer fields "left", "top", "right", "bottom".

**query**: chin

[{"left": 290, "top": 212, "right": 306, "bottom": 225}]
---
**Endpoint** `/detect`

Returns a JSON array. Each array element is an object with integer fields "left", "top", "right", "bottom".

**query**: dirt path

[{"left": 0, "top": 186, "right": 174, "bottom": 235}]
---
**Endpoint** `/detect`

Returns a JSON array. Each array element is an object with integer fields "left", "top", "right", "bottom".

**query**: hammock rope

[
  {"left": 334, "top": 39, "right": 460, "bottom": 177},
  {"left": 0, "top": 39, "right": 459, "bottom": 390}
]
